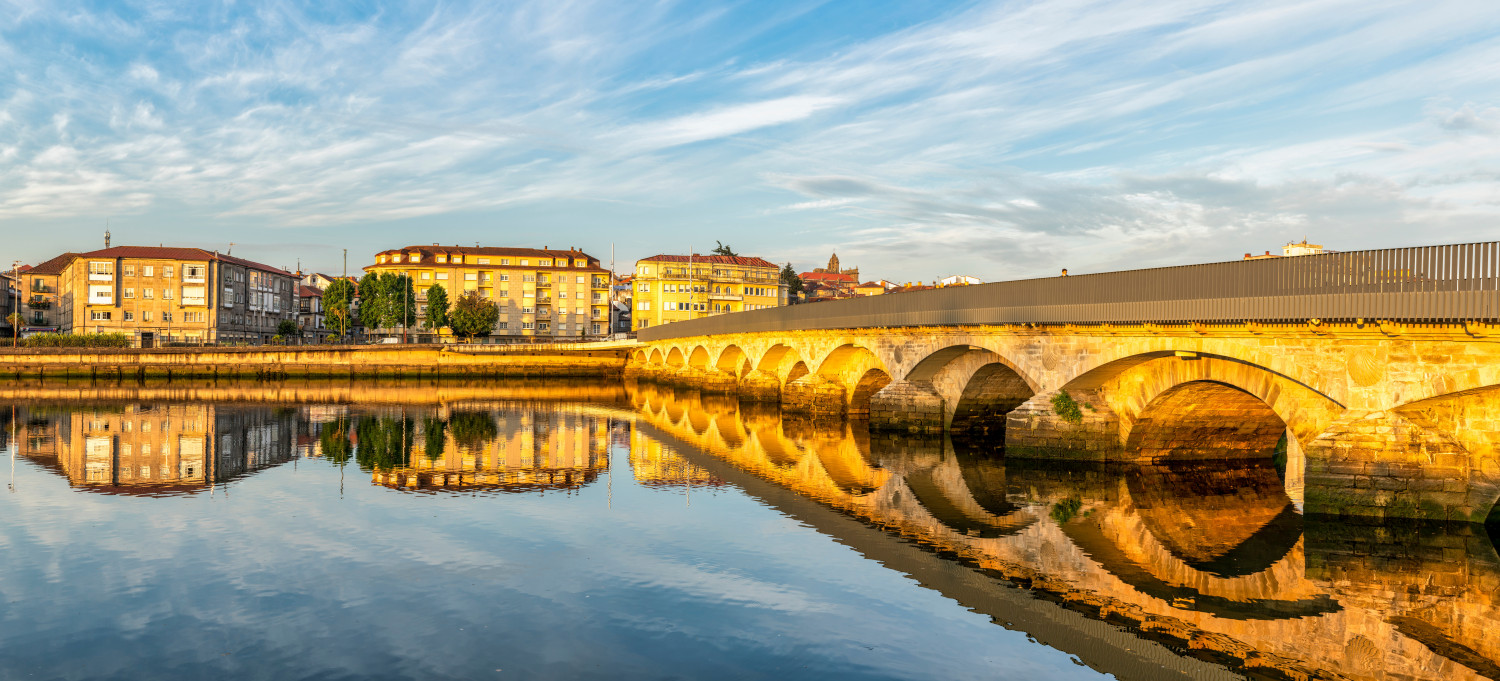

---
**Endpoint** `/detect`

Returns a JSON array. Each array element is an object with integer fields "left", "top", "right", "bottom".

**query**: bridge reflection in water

[
  {"left": 627, "top": 381, "right": 1500, "bottom": 681},
  {"left": 8, "top": 378, "right": 1500, "bottom": 680}
]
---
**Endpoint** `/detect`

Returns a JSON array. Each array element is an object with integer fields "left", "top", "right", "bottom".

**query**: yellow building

[
  {"left": 631, "top": 254, "right": 784, "bottom": 331},
  {"left": 365, "top": 245, "right": 613, "bottom": 340}
]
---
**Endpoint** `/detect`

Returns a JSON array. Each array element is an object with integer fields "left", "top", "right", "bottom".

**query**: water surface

[{"left": 1, "top": 379, "right": 1495, "bottom": 680}]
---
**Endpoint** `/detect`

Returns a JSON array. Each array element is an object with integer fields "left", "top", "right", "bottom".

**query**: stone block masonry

[{"left": 0, "top": 345, "right": 629, "bottom": 380}]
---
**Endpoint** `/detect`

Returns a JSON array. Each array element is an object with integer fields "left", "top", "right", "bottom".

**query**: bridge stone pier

[{"left": 631, "top": 242, "right": 1500, "bottom": 522}]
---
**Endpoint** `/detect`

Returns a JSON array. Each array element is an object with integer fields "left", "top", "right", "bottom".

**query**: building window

[
  {"left": 162, "top": 312, "right": 172, "bottom": 322},
  {"left": 465, "top": 272, "right": 477, "bottom": 281},
  {"left": 500, "top": 259, "right": 510, "bottom": 265},
  {"left": 592, "top": 323, "right": 601, "bottom": 334},
  {"left": 522, "top": 306, "right": 535, "bottom": 314},
  {"left": 539, "top": 259, "right": 550, "bottom": 266},
  {"left": 163, "top": 288, "right": 173, "bottom": 300},
  {"left": 436, "top": 255, "right": 447, "bottom": 263},
  {"left": 164, "top": 266, "right": 174, "bottom": 278},
  {"left": 496, "top": 322, "right": 508, "bottom": 329},
  {"left": 558, "top": 292, "right": 567, "bottom": 299},
  {"left": 436, "top": 273, "right": 449, "bottom": 280},
  {"left": 143, "top": 265, "right": 154, "bottom": 277},
  {"left": 637, "top": 301, "right": 650, "bottom": 310},
  {"left": 183, "top": 265, "right": 205, "bottom": 282},
  {"left": 576, "top": 276, "right": 585, "bottom": 284},
  {"left": 410, "top": 253, "right": 421, "bottom": 262},
  {"left": 90, "top": 310, "right": 111, "bottom": 321},
  {"left": 478, "top": 258, "right": 490, "bottom": 265},
  {"left": 453, "top": 255, "right": 463, "bottom": 264},
  {"left": 392, "top": 255, "right": 402, "bottom": 263},
  {"left": 421, "top": 272, "right": 430, "bottom": 280},
  {"left": 124, "top": 288, "right": 135, "bottom": 299},
  {"left": 185, "top": 312, "right": 204, "bottom": 323},
  {"left": 123, "top": 311, "right": 135, "bottom": 321},
  {"left": 522, "top": 322, "right": 534, "bottom": 330},
  {"left": 143, "top": 288, "right": 154, "bottom": 299},
  {"left": 499, "top": 273, "right": 509, "bottom": 281},
  {"left": 520, "top": 259, "right": 529, "bottom": 266},
  {"left": 538, "top": 322, "right": 549, "bottom": 331},
  {"left": 142, "top": 311, "right": 154, "bottom": 322}
]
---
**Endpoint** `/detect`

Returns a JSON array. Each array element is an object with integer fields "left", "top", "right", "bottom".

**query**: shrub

[
  {"left": 21, "top": 333, "right": 133, "bottom": 348},
  {"left": 1050, "top": 390, "right": 1083, "bottom": 424}
]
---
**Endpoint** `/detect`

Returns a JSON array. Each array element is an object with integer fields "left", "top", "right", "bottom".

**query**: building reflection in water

[
  {"left": 625, "top": 381, "right": 1500, "bottom": 681},
  {"left": 342, "top": 406, "right": 618, "bottom": 494},
  {"left": 16, "top": 403, "right": 297, "bottom": 495}
]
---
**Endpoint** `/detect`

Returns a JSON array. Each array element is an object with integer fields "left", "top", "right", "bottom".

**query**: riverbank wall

[{"left": 0, "top": 345, "right": 631, "bottom": 380}]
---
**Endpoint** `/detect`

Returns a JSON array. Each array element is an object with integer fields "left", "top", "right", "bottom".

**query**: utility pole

[
  {"left": 341, "top": 249, "right": 348, "bottom": 342},
  {"left": 609, "top": 243, "right": 615, "bottom": 338},
  {"left": 10, "top": 260, "right": 19, "bottom": 347},
  {"left": 402, "top": 273, "right": 408, "bottom": 344}
]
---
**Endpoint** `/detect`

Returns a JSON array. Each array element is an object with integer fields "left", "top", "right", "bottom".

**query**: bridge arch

[
  {"left": 665, "top": 347, "right": 686, "bottom": 368},
  {"left": 897, "top": 345, "right": 1039, "bottom": 434},
  {"left": 687, "top": 346, "right": 711, "bottom": 370},
  {"left": 716, "top": 345, "right": 751, "bottom": 378},
  {"left": 756, "top": 344, "right": 809, "bottom": 384},
  {"left": 811, "top": 344, "right": 894, "bottom": 417},
  {"left": 648, "top": 348, "right": 664, "bottom": 366},
  {"left": 1059, "top": 354, "right": 1345, "bottom": 466}
]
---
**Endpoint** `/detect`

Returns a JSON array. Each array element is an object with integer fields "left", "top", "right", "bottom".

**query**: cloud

[{"left": 0, "top": 0, "right": 1497, "bottom": 281}]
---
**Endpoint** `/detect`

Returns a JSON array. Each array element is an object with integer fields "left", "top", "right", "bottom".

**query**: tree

[
  {"left": 780, "top": 263, "right": 804, "bottom": 302},
  {"left": 448, "top": 291, "right": 499, "bottom": 340},
  {"left": 323, "top": 279, "right": 357, "bottom": 339},
  {"left": 380, "top": 272, "right": 416, "bottom": 330},
  {"left": 424, "top": 284, "right": 450, "bottom": 331},
  {"left": 276, "top": 319, "right": 301, "bottom": 340},
  {"left": 6, "top": 312, "right": 22, "bottom": 341},
  {"left": 358, "top": 272, "right": 385, "bottom": 329},
  {"left": 711, "top": 241, "right": 739, "bottom": 257}
]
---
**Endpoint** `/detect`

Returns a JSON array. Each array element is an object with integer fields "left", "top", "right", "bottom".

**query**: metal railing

[{"left": 638, "top": 242, "right": 1500, "bottom": 341}]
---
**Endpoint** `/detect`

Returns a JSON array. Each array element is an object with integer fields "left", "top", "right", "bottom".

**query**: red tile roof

[
  {"left": 298, "top": 285, "right": 323, "bottom": 298},
  {"left": 28, "top": 252, "right": 80, "bottom": 275},
  {"left": 640, "top": 254, "right": 778, "bottom": 268},
  {"left": 800, "top": 271, "right": 856, "bottom": 283},
  {"left": 73, "top": 246, "right": 292, "bottom": 275}
]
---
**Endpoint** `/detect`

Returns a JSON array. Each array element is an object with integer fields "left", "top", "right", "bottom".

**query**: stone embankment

[{"left": 0, "top": 344, "right": 631, "bottom": 379}]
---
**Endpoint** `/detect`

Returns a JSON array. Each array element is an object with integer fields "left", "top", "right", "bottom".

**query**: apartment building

[
  {"left": 51, "top": 246, "right": 299, "bottom": 346},
  {"left": 631, "top": 254, "right": 784, "bottom": 331},
  {"left": 19, "top": 403, "right": 298, "bottom": 494},
  {"left": 364, "top": 245, "right": 613, "bottom": 340},
  {"left": 20, "top": 253, "right": 79, "bottom": 334}
]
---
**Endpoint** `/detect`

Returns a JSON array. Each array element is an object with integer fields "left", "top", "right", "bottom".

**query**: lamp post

[{"left": 10, "top": 260, "right": 20, "bottom": 347}]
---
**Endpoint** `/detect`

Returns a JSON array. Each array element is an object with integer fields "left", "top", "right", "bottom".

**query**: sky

[{"left": 2, "top": 0, "right": 1499, "bottom": 283}]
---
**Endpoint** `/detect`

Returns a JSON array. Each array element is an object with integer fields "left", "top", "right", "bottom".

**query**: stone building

[
  {"left": 19, "top": 252, "right": 79, "bottom": 335},
  {"left": 631, "top": 254, "right": 784, "bottom": 331},
  {"left": 365, "top": 245, "right": 612, "bottom": 340},
  {"left": 19, "top": 403, "right": 298, "bottom": 494},
  {"left": 43, "top": 246, "right": 299, "bottom": 346},
  {"left": 811, "top": 252, "right": 859, "bottom": 281}
]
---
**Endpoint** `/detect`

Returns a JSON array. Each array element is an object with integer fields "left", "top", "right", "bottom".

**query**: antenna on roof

[
  {"left": 228, "top": 242, "right": 234, "bottom": 255},
  {"left": 104, "top": 219, "right": 111, "bottom": 249}
]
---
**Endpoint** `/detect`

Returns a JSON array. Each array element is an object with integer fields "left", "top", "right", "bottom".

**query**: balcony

[
  {"left": 708, "top": 293, "right": 743, "bottom": 301},
  {"left": 536, "top": 297, "right": 551, "bottom": 304},
  {"left": 88, "top": 272, "right": 113, "bottom": 282}
]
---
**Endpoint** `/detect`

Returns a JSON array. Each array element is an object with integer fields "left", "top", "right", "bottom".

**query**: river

[{"left": 0, "top": 378, "right": 1493, "bottom": 680}]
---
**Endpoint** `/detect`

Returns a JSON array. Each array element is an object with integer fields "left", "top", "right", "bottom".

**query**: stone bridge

[{"left": 627, "top": 242, "right": 1500, "bottom": 521}]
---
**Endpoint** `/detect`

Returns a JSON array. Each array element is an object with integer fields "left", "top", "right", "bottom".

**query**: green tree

[
  {"left": 275, "top": 319, "right": 301, "bottom": 340},
  {"left": 354, "top": 414, "right": 414, "bottom": 472},
  {"left": 422, "top": 416, "right": 447, "bottom": 461},
  {"left": 448, "top": 291, "right": 498, "bottom": 340},
  {"left": 711, "top": 241, "right": 738, "bottom": 257},
  {"left": 780, "top": 263, "right": 804, "bottom": 301},
  {"left": 320, "top": 418, "right": 354, "bottom": 466},
  {"left": 448, "top": 411, "right": 498, "bottom": 451},
  {"left": 358, "top": 272, "right": 385, "bottom": 329},
  {"left": 381, "top": 272, "right": 416, "bottom": 329},
  {"left": 6, "top": 312, "right": 22, "bottom": 341},
  {"left": 424, "top": 284, "right": 450, "bottom": 331},
  {"left": 323, "top": 279, "right": 357, "bottom": 338}
]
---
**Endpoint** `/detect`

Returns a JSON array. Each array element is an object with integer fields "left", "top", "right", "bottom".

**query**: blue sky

[{"left": 3, "top": 0, "right": 1499, "bottom": 282}]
